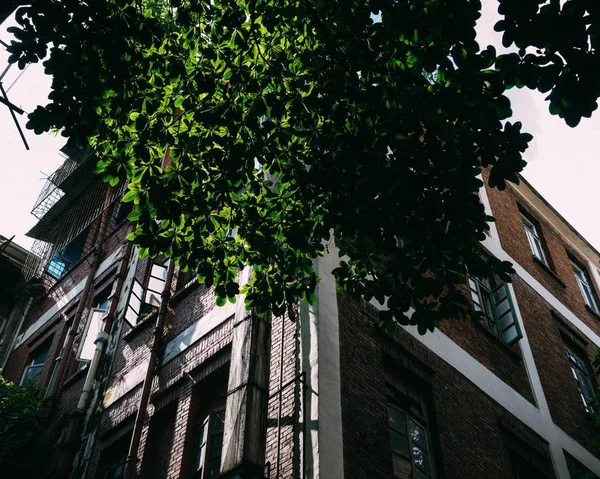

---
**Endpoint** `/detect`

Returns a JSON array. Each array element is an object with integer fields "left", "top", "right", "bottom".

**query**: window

[
  {"left": 571, "top": 260, "right": 599, "bottom": 314},
  {"left": 193, "top": 409, "right": 225, "bottom": 479},
  {"left": 564, "top": 343, "right": 595, "bottom": 413},
  {"left": 521, "top": 214, "right": 548, "bottom": 265},
  {"left": 46, "top": 226, "right": 90, "bottom": 279},
  {"left": 125, "top": 259, "right": 170, "bottom": 326},
  {"left": 386, "top": 373, "right": 436, "bottom": 479},
  {"left": 77, "top": 294, "right": 110, "bottom": 366},
  {"left": 20, "top": 338, "right": 52, "bottom": 386},
  {"left": 468, "top": 276, "right": 523, "bottom": 344}
]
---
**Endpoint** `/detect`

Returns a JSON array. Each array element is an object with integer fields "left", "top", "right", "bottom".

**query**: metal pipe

[
  {"left": 123, "top": 260, "right": 175, "bottom": 479},
  {"left": 275, "top": 315, "right": 286, "bottom": 477},
  {"left": 56, "top": 235, "right": 134, "bottom": 478},
  {"left": 45, "top": 186, "right": 113, "bottom": 406},
  {"left": 76, "top": 234, "right": 133, "bottom": 411}
]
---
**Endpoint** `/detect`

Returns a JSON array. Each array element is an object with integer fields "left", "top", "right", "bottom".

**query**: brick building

[{"left": 3, "top": 150, "right": 600, "bottom": 479}]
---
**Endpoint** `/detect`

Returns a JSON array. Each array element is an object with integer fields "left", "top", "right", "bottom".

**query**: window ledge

[
  {"left": 123, "top": 310, "right": 158, "bottom": 342},
  {"left": 585, "top": 304, "right": 600, "bottom": 321},
  {"left": 475, "top": 322, "right": 522, "bottom": 361},
  {"left": 532, "top": 256, "right": 566, "bottom": 288}
]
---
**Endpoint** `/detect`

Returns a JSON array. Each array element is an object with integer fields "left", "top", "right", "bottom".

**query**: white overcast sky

[{"left": 0, "top": 4, "right": 599, "bottom": 251}]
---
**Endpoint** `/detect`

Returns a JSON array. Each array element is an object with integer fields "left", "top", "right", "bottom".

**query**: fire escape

[{"left": 22, "top": 148, "right": 126, "bottom": 288}]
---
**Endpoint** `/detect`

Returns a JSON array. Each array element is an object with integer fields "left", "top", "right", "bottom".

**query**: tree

[
  {"left": 0, "top": 372, "right": 47, "bottom": 478},
  {"left": 5, "top": 0, "right": 600, "bottom": 331}
]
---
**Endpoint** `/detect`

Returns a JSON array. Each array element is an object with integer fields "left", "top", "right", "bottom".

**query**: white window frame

[
  {"left": 571, "top": 261, "right": 600, "bottom": 314},
  {"left": 468, "top": 276, "right": 523, "bottom": 345},
  {"left": 125, "top": 259, "right": 170, "bottom": 327},
  {"left": 521, "top": 214, "right": 548, "bottom": 266},
  {"left": 77, "top": 307, "right": 107, "bottom": 363},
  {"left": 20, "top": 341, "right": 50, "bottom": 386},
  {"left": 564, "top": 343, "right": 595, "bottom": 413},
  {"left": 194, "top": 408, "right": 225, "bottom": 479}
]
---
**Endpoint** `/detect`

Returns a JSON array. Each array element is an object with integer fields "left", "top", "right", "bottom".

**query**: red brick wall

[
  {"left": 513, "top": 276, "right": 600, "bottom": 454},
  {"left": 338, "top": 293, "right": 555, "bottom": 479},
  {"left": 484, "top": 178, "right": 600, "bottom": 338},
  {"left": 438, "top": 306, "right": 534, "bottom": 404},
  {"left": 266, "top": 313, "right": 298, "bottom": 478}
]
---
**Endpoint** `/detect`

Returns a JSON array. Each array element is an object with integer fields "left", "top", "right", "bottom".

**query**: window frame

[
  {"left": 193, "top": 408, "right": 226, "bottom": 479},
  {"left": 571, "top": 260, "right": 600, "bottom": 314},
  {"left": 124, "top": 258, "right": 170, "bottom": 327},
  {"left": 77, "top": 293, "right": 110, "bottom": 367},
  {"left": 386, "top": 373, "right": 437, "bottom": 479},
  {"left": 521, "top": 214, "right": 548, "bottom": 266},
  {"left": 468, "top": 276, "right": 523, "bottom": 345},
  {"left": 20, "top": 338, "right": 52, "bottom": 386},
  {"left": 564, "top": 342, "right": 595, "bottom": 413}
]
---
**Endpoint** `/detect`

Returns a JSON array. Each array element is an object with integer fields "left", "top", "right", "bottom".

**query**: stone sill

[
  {"left": 532, "top": 256, "right": 566, "bottom": 288},
  {"left": 123, "top": 310, "right": 158, "bottom": 342}
]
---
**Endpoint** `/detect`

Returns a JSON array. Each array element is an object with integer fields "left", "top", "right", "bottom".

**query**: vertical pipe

[
  {"left": 123, "top": 260, "right": 175, "bottom": 479},
  {"left": 45, "top": 186, "right": 113, "bottom": 407},
  {"left": 75, "top": 236, "right": 133, "bottom": 412},
  {"left": 276, "top": 315, "right": 286, "bottom": 477}
]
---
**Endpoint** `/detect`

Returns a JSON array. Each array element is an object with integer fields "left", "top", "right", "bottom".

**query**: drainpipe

[
  {"left": 57, "top": 234, "right": 134, "bottom": 478},
  {"left": 123, "top": 259, "right": 175, "bottom": 479},
  {"left": 45, "top": 185, "right": 113, "bottom": 409}
]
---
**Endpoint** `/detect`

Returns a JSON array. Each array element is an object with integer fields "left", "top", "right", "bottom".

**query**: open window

[
  {"left": 77, "top": 293, "right": 110, "bottom": 369},
  {"left": 468, "top": 277, "right": 522, "bottom": 345},
  {"left": 125, "top": 259, "right": 170, "bottom": 327},
  {"left": 386, "top": 371, "right": 437, "bottom": 479},
  {"left": 521, "top": 213, "right": 549, "bottom": 266},
  {"left": 570, "top": 259, "right": 600, "bottom": 314},
  {"left": 193, "top": 409, "right": 225, "bottom": 479},
  {"left": 46, "top": 226, "right": 91, "bottom": 279},
  {"left": 564, "top": 340, "right": 595, "bottom": 414},
  {"left": 20, "top": 337, "right": 52, "bottom": 386}
]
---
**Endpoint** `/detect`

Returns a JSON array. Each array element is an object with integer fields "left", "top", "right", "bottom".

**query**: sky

[{"left": 0, "top": 5, "right": 599, "bottom": 252}]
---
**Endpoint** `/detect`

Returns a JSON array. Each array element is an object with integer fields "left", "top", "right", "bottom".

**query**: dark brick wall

[
  {"left": 438, "top": 306, "right": 534, "bottom": 404},
  {"left": 266, "top": 313, "right": 298, "bottom": 479},
  {"left": 513, "top": 275, "right": 600, "bottom": 454},
  {"left": 338, "top": 293, "right": 555, "bottom": 479},
  {"left": 484, "top": 177, "right": 600, "bottom": 338}
]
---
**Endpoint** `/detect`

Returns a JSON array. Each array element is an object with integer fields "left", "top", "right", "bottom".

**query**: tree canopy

[
  {"left": 5, "top": 0, "right": 600, "bottom": 331},
  {"left": 0, "top": 372, "right": 47, "bottom": 478}
]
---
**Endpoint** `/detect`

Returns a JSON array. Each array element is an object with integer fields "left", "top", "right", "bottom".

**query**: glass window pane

[
  {"left": 132, "top": 280, "right": 144, "bottom": 297},
  {"left": 147, "top": 276, "right": 166, "bottom": 295},
  {"left": 388, "top": 406, "right": 407, "bottom": 432},
  {"left": 411, "top": 445, "right": 430, "bottom": 474},
  {"left": 145, "top": 291, "right": 162, "bottom": 307},
  {"left": 79, "top": 309, "right": 104, "bottom": 361},
  {"left": 129, "top": 293, "right": 142, "bottom": 314},
  {"left": 151, "top": 263, "right": 168, "bottom": 280},
  {"left": 409, "top": 420, "right": 427, "bottom": 450}
]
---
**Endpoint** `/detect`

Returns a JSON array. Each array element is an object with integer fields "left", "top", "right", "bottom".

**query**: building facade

[{"left": 3, "top": 152, "right": 600, "bottom": 479}]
